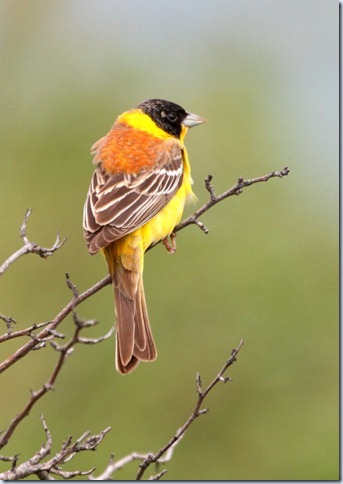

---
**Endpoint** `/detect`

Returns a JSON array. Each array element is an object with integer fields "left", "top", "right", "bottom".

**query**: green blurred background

[{"left": 0, "top": 0, "right": 338, "bottom": 480}]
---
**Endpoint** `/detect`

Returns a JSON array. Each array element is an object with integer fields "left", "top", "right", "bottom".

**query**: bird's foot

[{"left": 162, "top": 233, "right": 177, "bottom": 254}]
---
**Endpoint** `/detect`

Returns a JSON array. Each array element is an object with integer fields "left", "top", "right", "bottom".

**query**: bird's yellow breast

[
  {"left": 112, "top": 155, "right": 195, "bottom": 273},
  {"left": 140, "top": 179, "right": 194, "bottom": 251}
]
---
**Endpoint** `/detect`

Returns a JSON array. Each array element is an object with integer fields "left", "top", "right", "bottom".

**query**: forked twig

[
  {"left": 0, "top": 306, "right": 113, "bottom": 449},
  {"left": 174, "top": 166, "right": 290, "bottom": 235},
  {"left": 135, "top": 339, "right": 244, "bottom": 480},
  {"left": 0, "top": 209, "right": 66, "bottom": 276},
  {"left": 0, "top": 416, "right": 111, "bottom": 480}
]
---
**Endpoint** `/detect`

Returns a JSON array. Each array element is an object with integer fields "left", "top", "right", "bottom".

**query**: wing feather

[{"left": 83, "top": 140, "right": 184, "bottom": 254}]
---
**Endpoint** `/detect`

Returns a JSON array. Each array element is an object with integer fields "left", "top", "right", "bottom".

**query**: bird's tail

[{"left": 104, "top": 242, "right": 157, "bottom": 374}]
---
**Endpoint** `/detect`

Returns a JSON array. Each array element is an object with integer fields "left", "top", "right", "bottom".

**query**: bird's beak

[{"left": 183, "top": 112, "right": 206, "bottom": 128}]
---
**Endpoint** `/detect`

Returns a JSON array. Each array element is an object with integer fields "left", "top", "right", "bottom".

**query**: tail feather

[
  {"left": 104, "top": 240, "right": 157, "bottom": 375},
  {"left": 116, "top": 343, "right": 139, "bottom": 374},
  {"left": 133, "top": 280, "right": 157, "bottom": 361},
  {"left": 113, "top": 272, "right": 157, "bottom": 375},
  {"left": 113, "top": 288, "right": 135, "bottom": 367}
]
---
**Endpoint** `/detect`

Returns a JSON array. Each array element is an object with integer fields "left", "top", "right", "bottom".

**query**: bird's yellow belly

[
  {"left": 140, "top": 181, "right": 194, "bottom": 251},
  {"left": 112, "top": 176, "right": 195, "bottom": 273}
]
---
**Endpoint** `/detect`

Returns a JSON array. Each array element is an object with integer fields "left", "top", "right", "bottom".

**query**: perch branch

[{"left": 174, "top": 166, "right": 290, "bottom": 234}]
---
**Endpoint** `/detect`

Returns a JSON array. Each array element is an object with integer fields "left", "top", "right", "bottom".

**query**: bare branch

[
  {"left": 0, "top": 209, "right": 66, "bottom": 276},
  {"left": 0, "top": 314, "right": 16, "bottom": 336},
  {"left": 91, "top": 452, "right": 149, "bottom": 480},
  {"left": 174, "top": 166, "right": 290, "bottom": 234},
  {"left": 148, "top": 469, "right": 168, "bottom": 480},
  {"left": 65, "top": 272, "right": 79, "bottom": 298},
  {"left": 135, "top": 339, "right": 244, "bottom": 480},
  {"left": 87, "top": 341, "right": 245, "bottom": 480},
  {"left": 0, "top": 313, "right": 113, "bottom": 449},
  {"left": 0, "top": 321, "right": 51, "bottom": 344},
  {"left": 0, "top": 416, "right": 111, "bottom": 480},
  {"left": 0, "top": 274, "right": 111, "bottom": 375},
  {"left": 0, "top": 453, "right": 20, "bottom": 467}
]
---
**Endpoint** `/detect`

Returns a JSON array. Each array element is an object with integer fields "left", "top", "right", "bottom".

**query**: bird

[{"left": 83, "top": 99, "right": 206, "bottom": 374}]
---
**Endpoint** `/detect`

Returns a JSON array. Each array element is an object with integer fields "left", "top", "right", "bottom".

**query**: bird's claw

[{"left": 162, "top": 233, "right": 177, "bottom": 254}]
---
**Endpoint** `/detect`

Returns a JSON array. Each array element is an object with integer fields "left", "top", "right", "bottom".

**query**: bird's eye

[{"left": 167, "top": 112, "right": 178, "bottom": 122}]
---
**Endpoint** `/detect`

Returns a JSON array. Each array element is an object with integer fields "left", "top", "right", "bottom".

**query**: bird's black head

[{"left": 137, "top": 99, "right": 188, "bottom": 138}]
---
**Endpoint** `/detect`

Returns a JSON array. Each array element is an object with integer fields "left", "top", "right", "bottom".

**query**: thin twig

[
  {"left": 0, "top": 416, "right": 111, "bottom": 480},
  {"left": 135, "top": 339, "right": 244, "bottom": 480},
  {"left": 0, "top": 313, "right": 113, "bottom": 449},
  {"left": 148, "top": 469, "right": 168, "bottom": 480},
  {"left": 0, "top": 274, "right": 111, "bottom": 375},
  {"left": 0, "top": 321, "right": 53, "bottom": 344},
  {"left": 0, "top": 209, "right": 66, "bottom": 276},
  {"left": 0, "top": 314, "right": 16, "bottom": 336},
  {"left": 88, "top": 341, "right": 244, "bottom": 481},
  {"left": 91, "top": 452, "right": 150, "bottom": 481},
  {"left": 174, "top": 166, "right": 290, "bottom": 234}
]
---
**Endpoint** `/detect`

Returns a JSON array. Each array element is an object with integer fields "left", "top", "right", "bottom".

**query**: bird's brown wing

[{"left": 83, "top": 139, "right": 184, "bottom": 254}]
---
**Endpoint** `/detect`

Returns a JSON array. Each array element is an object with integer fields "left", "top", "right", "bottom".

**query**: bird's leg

[{"left": 162, "top": 233, "right": 177, "bottom": 254}]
